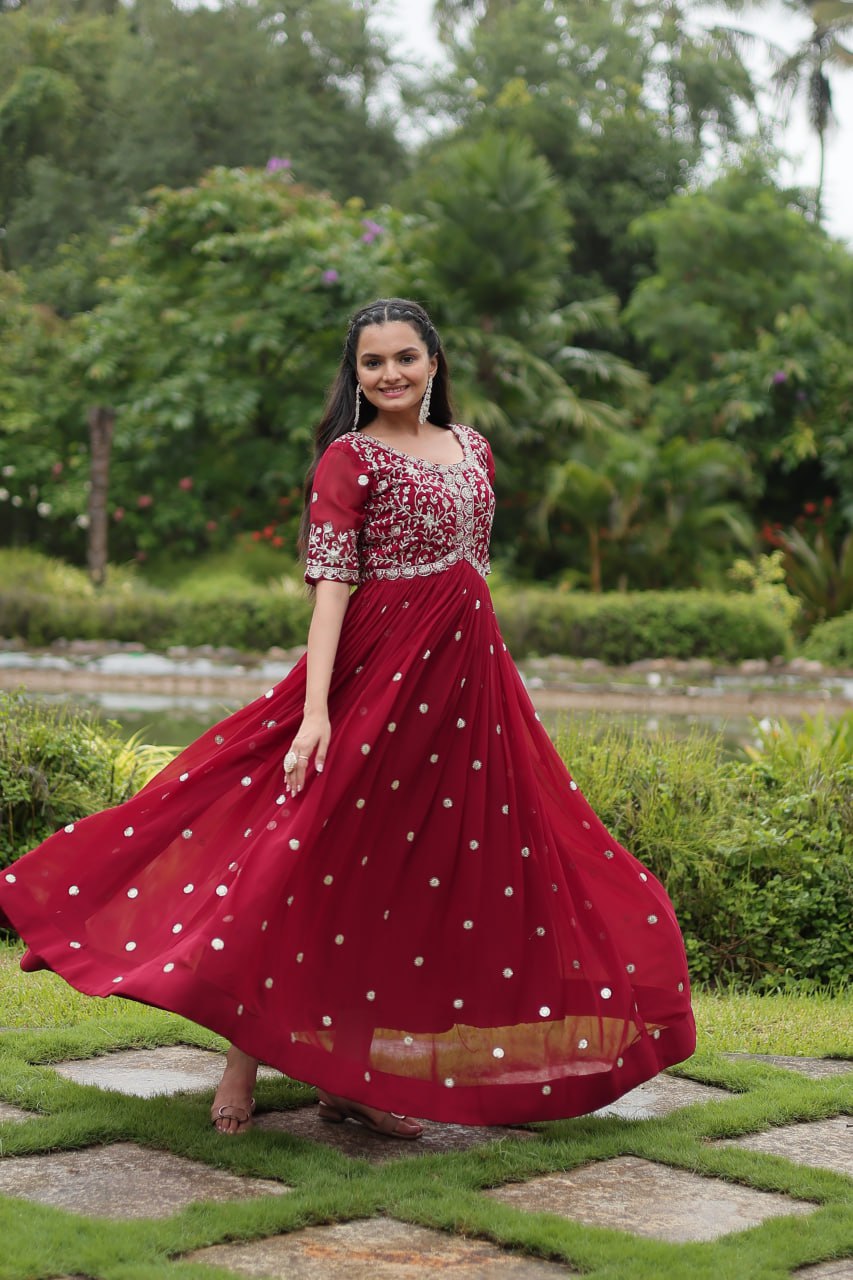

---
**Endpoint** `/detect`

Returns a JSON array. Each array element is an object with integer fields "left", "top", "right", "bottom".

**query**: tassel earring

[
  {"left": 418, "top": 374, "right": 434, "bottom": 425},
  {"left": 353, "top": 383, "right": 362, "bottom": 429}
]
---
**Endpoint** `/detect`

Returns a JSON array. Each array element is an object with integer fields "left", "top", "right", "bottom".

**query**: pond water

[
  {"left": 5, "top": 645, "right": 849, "bottom": 756},
  {"left": 28, "top": 687, "right": 763, "bottom": 757}
]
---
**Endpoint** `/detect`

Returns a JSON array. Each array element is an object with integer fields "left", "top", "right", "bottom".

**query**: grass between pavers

[{"left": 0, "top": 946, "right": 851, "bottom": 1279}]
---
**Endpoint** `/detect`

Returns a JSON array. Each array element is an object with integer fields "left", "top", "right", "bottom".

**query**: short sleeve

[
  {"left": 483, "top": 437, "right": 495, "bottom": 487},
  {"left": 467, "top": 427, "right": 494, "bottom": 486},
  {"left": 304, "top": 440, "right": 371, "bottom": 586}
]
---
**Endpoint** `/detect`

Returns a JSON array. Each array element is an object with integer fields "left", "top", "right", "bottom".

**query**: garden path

[{"left": 0, "top": 1040, "right": 850, "bottom": 1278}]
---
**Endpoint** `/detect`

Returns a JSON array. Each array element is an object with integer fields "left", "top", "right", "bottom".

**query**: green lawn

[{"left": 0, "top": 942, "right": 851, "bottom": 1280}]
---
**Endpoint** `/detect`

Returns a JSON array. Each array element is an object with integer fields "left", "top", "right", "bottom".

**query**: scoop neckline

[{"left": 355, "top": 423, "right": 469, "bottom": 470}]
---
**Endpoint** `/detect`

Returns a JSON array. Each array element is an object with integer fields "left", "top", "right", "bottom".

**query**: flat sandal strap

[{"left": 217, "top": 1103, "right": 253, "bottom": 1124}]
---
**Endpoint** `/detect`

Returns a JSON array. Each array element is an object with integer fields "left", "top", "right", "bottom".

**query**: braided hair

[{"left": 298, "top": 299, "right": 453, "bottom": 558}]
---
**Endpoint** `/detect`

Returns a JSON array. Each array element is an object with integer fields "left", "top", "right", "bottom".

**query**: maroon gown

[{"left": 0, "top": 423, "right": 696, "bottom": 1123}]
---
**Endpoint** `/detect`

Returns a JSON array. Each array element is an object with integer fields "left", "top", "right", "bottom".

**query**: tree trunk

[
  {"left": 87, "top": 405, "right": 115, "bottom": 588},
  {"left": 816, "top": 124, "right": 826, "bottom": 224},
  {"left": 588, "top": 525, "right": 602, "bottom": 593}
]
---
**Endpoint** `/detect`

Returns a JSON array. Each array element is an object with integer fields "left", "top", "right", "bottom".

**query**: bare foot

[
  {"left": 211, "top": 1045, "right": 259, "bottom": 1135},
  {"left": 317, "top": 1088, "right": 423, "bottom": 1139}
]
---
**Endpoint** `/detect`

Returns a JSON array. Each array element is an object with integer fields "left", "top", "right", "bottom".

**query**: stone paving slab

[
  {"left": 0, "top": 1141, "right": 287, "bottom": 1218},
  {"left": 592, "top": 1074, "right": 730, "bottom": 1119},
  {"left": 51, "top": 1045, "right": 279, "bottom": 1098},
  {"left": 224, "top": 1074, "right": 730, "bottom": 1162},
  {"left": 715, "top": 1116, "right": 853, "bottom": 1178},
  {"left": 255, "top": 1104, "right": 533, "bottom": 1163},
  {"left": 795, "top": 1262, "right": 853, "bottom": 1278},
  {"left": 0, "top": 1100, "right": 35, "bottom": 1123},
  {"left": 188, "top": 1217, "right": 574, "bottom": 1277},
  {"left": 485, "top": 1155, "right": 815, "bottom": 1243},
  {"left": 724, "top": 1054, "right": 853, "bottom": 1079}
]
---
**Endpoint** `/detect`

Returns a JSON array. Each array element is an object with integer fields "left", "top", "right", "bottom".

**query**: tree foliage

[
  {"left": 0, "top": 0, "right": 406, "bottom": 275},
  {"left": 0, "top": 0, "right": 851, "bottom": 603}
]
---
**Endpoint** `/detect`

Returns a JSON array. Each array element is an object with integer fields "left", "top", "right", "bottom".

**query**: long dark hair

[{"left": 298, "top": 298, "right": 453, "bottom": 557}]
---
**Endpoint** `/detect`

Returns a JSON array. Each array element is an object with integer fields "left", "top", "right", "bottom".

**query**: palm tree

[
  {"left": 778, "top": 1, "right": 850, "bottom": 220},
  {"left": 538, "top": 435, "right": 754, "bottom": 590},
  {"left": 768, "top": 0, "right": 853, "bottom": 222},
  {"left": 433, "top": 0, "right": 515, "bottom": 42},
  {"left": 417, "top": 132, "right": 647, "bottom": 449}
]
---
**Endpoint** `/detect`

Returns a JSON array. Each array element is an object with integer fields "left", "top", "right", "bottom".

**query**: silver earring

[
  {"left": 353, "top": 383, "right": 362, "bottom": 429},
  {"left": 419, "top": 374, "right": 434, "bottom": 425}
]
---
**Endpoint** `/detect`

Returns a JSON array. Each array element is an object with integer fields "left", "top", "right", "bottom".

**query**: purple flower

[
  {"left": 266, "top": 157, "right": 292, "bottom": 173},
  {"left": 361, "top": 218, "right": 385, "bottom": 244},
  {"left": 771, "top": 370, "right": 788, "bottom": 385},
  {"left": 322, "top": 269, "right": 340, "bottom": 284}
]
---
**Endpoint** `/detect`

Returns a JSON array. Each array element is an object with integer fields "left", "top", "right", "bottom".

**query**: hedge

[
  {"left": 0, "top": 585, "right": 314, "bottom": 651},
  {"left": 1, "top": 581, "right": 790, "bottom": 662},
  {"left": 491, "top": 587, "right": 790, "bottom": 663}
]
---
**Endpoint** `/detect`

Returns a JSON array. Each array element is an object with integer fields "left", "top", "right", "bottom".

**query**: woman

[{"left": 0, "top": 298, "right": 696, "bottom": 1140}]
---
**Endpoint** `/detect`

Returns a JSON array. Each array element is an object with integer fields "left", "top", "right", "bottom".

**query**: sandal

[
  {"left": 317, "top": 1090, "right": 423, "bottom": 1140},
  {"left": 211, "top": 1097, "right": 256, "bottom": 1135}
]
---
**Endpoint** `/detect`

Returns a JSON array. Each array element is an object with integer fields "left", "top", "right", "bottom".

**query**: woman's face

[{"left": 355, "top": 321, "right": 437, "bottom": 419}]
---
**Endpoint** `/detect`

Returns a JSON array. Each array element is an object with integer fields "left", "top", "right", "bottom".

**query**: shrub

[
  {"left": 801, "top": 610, "right": 853, "bottom": 667},
  {"left": 0, "top": 692, "right": 175, "bottom": 873},
  {"left": 555, "top": 717, "right": 853, "bottom": 989},
  {"left": 492, "top": 588, "right": 790, "bottom": 662}
]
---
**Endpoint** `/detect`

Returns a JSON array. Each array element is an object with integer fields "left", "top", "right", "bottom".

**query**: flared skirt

[{"left": 0, "top": 561, "right": 696, "bottom": 1123}]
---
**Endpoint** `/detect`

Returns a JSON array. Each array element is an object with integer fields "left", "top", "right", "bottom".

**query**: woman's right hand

[{"left": 283, "top": 711, "right": 331, "bottom": 794}]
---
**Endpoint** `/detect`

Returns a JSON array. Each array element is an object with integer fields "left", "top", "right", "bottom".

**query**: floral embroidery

[
  {"left": 304, "top": 424, "right": 495, "bottom": 586},
  {"left": 305, "top": 522, "right": 360, "bottom": 584}
]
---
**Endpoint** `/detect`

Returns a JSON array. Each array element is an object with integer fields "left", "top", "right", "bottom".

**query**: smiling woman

[{"left": 0, "top": 298, "right": 696, "bottom": 1144}]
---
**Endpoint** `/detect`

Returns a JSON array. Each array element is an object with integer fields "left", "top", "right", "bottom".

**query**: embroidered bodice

[{"left": 305, "top": 423, "right": 495, "bottom": 586}]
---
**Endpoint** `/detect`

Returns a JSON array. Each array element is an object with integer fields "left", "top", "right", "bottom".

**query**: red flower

[
  {"left": 803, "top": 501, "right": 817, "bottom": 515},
  {"left": 251, "top": 531, "right": 262, "bottom": 542},
  {"left": 51, "top": 462, "right": 63, "bottom": 477},
  {"left": 137, "top": 494, "right": 153, "bottom": 509},
  {"left": 824, "top": 496, "right": 834, "bottom": 509},
  {"left": 263, "top": 524, "right": 276, "bottom": 538},
  {"left": 179, "top": 476, "right": 193, "bottom": 492},
  {"left": 205, "top": 519, "right": 218, "bottom": 532},
  {"left": 113, "top": 507, "right": 125, "bottom": 522},
  {"left": 271, "top": 535, "right": 284, "bottom": 548}
]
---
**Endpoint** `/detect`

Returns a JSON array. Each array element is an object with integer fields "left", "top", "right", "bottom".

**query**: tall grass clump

[
  {"left": 0, "top": 691, "right": 176, "bottom": 873},
  {"left": 555, "top": 715, "right": 853, "bottom": 989}
]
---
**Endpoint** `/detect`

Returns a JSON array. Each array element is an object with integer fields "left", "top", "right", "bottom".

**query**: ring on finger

[{"left": 283, "top": 750, "right": 298, "bottom": 773}]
